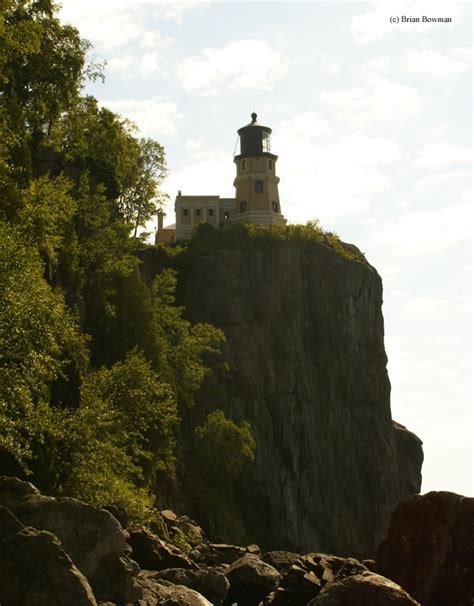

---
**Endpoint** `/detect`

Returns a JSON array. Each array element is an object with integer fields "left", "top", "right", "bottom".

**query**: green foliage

[
  {"left": 193, "top": 410, "right": 256, "bottom": 493},
  {"left": 50, "top": 351, "right": 178, "bottom": 522},
  {"left": 150, "top": 269, "right": 227, "bottom": 408},
  {"left": 0, "top": 222, "right": 84, "bottom": 466},
  {"left": 188, "top": 220, "right": 367, "bottom": 264}
]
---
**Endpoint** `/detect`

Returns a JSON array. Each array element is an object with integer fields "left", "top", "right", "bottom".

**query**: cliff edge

[{"left": 141, "top": 235, "right": 423, "bottom": 558}]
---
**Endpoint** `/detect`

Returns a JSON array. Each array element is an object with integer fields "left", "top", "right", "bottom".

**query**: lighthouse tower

[{"left": 232, "top": 113, "right": 287, "bottom": 225}]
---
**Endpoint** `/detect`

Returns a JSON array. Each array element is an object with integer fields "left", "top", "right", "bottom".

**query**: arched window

[
  {"left": 242, "top": 160, "right": 246, "bottom": 170},
  {"left": 240, "top": 201, "right": 247, "bottom": 213},
  {"left": 255, "top": 180, "right": 263, "bottom": 193},
  {"left": 272, "top": 201, "right": 279, "bottom": 213},
  {"left": 269, "top": 160, "right": 273, "bottom": 170}
]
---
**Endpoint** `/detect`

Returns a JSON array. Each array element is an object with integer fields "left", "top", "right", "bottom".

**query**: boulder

[
  {"left": 137, "top": 573, "right": 212, "bottom": 605},
  {"left": 264, "top": 553, "right": 367, "bottom": 605},
  {"left": 0, "top": 508, "right": 97, "bottom": 606},
  {"left": 190, "top": 542, "right": 247, "bottom": 566},
  {"left": 151, "top": 567, "right": 229, "bottom": 605},
  {"left": 0, "top": 476, "right": 140, "bottom": 603},
  {"left": 224, "top": 553, "right": 281, "bottom": 605},
  {"left": 307, "top": 571, "right": 421, "bottom": 604},
  {"left": 262, "top": 550, "right": 302, "bottom": 573},
  {"left": 128, "top": 526, "right": 195, "bottom": 571},
  {"left": 376, "top": 491, "right": 474, "bottom": 606}
]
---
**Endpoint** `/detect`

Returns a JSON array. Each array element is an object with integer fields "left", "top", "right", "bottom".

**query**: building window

[
  {"left": 182, "top": 208, "right": 189, "bottom": 217},
  {"left": 255, "top": 180, "right": 263, "bottom": 193},
  {"left": 224, "top": 211, "right": 230, "bottom": 220},
  {"left": 240, "top": 201, "right": 247, "bottom": 213},
  {"left": 196, "top": 208, "right": 201, "bottom": 217},
  {"left": 208, "top": 208, "right": 214, "bottom": 217},
  {"left": 242, "top": 160, "right": 246, "bottom": 170},
  {"left": 269, "top": 160, "right": 273, "bottom": 170},
  {"left": 272, "top": 201, "right": 279, "bottom": 213},
  {"left": 262, "top": 134, "right": 271, "bottom": 152}
]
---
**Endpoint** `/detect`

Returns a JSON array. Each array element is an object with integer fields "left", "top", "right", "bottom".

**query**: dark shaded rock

[
  {"left": 137, "top": 572, "right": 212, "bottom": 605},
  {"left": 0, "top": 523, "right": 97, "bottom": 605},
  {"left": 103, "top": 504, "right": 128, "bottom": 529},
  {"left": 190, "top": 542, "right": 247, "bottom": 566},
  {"left": 224, "top": 553, "right": 281, "bottom": 605},
  {"left": 376, "top": 491, "right": 474, "bottom": 606},
  {"left": 152, "top": 567, "right": 229, "bottom": 605},
  {"left": 362, "top": 558, "right": 376, "bottom": 571},
  {"left": 307, "top": 571, "right": 421, "bottom": 604},
  {"left": 0, "top": 476, "right": 140, "bottom": 603},
  {"left": 0, "top": 505, "right": 24, "bottom": 539},
  {"left": 262, "top": 550, "right": 302, "bottom": 573},
  {"left": 128, "top": 526, "right": 195, "bottom": 571},
  {"left": 145, "top": 243, "right": 424, "bottom": 557},
  {"left": 264, "top": 553, "right": 367, "bottom": 605}
]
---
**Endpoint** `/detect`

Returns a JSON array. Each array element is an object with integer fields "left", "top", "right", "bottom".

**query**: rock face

[
  {"left": 0, "top": 476, "right": 140, "bottom": 603},
  {"left": 376, "top": 491, "right": 474, "bottom": 606},
  {"left": 142, "top": 241, "right": 423, "bottom": 557}
]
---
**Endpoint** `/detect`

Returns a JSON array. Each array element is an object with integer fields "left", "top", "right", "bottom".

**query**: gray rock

[
  {"left": 0, "top": 476, "right": 140, "bottom": 603},
  {"left": 137, "top": 573, "right": 212, "bottom": 605},
  {"left": 307, "top": 571, "right": 421, "bottom": 605},
  {"left": 150, "top": 243, "right": 424, "bottom": 558},
  {"left": 154, "top": 567, "right": 230, "bottom": 605},
  {"left": 264, "top": 552, "right": 367, "bottom": 605},
  {"left": 224, "top": 553, "right": 281, "bottom": 605},
  {"left": 128, "top": 526, "right": 195, "bottom": 571},
  {"left": 0, "top": 519, "right": 97, "bottom": 606},
  {"left": 262, "top": 550, "right": 302, "bottom": 573}
]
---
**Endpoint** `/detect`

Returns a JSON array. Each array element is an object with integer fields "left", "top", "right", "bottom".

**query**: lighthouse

[
  {"left": 232, "top": 112, "right": 287, "bottom": 226},
  {"left": 156, "top": 113, "right": 287, "bottom": 243}
]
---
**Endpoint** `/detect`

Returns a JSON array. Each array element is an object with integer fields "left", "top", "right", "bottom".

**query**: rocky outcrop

[
  {"left": 0, "top": 476, "right": 140, "bottom": 603},
  {"left": 376, "top": 491, "right": 474, "bottom": 606},
  {"left": 307, "top": 572, "right": 420, "bottom": 605},
  {"left": 224, "top": 554, "right": 281, "bottom": 605},
  {"left": 142, "top": 240, "right": 423, "bottom": 557},
  {"left": 0, "top": 506, "right": 97, "bottom": 606}
]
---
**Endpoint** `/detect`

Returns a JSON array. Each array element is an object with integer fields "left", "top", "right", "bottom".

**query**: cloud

[
  {"left": 370, "top": 202, "right": 472, "bottom": 256},
  {"left": 351, "top": 57, "right": 391, "bottom": 77},
  {"left": 415, "top": 171, "right": 471, "bottom": 191},
  {"left": 272, "top": 126, "right": 402, "bottom": 225},
  {"left": 59, "top": 0, "right": 181, "bottom": 50},
  {"left": 101, "top": 98, "right": 183, "bottom": 138},
  {"left": 351, "top": 1, "right": 464, "bottom": 45},
  {"left": 400, "top": 48, "right": 470, "bottom": 77},
  {"left": 177, "top": 39, "right": 288, "bottom": 95},
  {"left": 107, "top": 52, "right": 165, "bottom": 78},
  {"left": 320, "top": 77, "right": 422, "bottom": 126},
  {"left": 414, "top": 143, "right": 472, "bottom": 167}
]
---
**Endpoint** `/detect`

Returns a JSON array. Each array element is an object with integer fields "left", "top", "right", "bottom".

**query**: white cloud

[
  {"left": 177, "top": 39, "right": 288, "bottom": 95},
  {"left": 107, "top": 52, "right": 164, "bottom": 77},
  {"left": 273, "top": 127, "right": 401, "bottom": 225},
  {"left": 158, "top": 0, "right": 211, "bottom": 24},
  {"left": 415, "top": 171, "right": 471, "bottom": 191},
  {"left": 59, "top": 0, "right": 177, "bottom": 50},
  {"left": 414, "top": 143, "right": 472, "bottom": 167},
  {"left": 320, "top": 77, "right": 422, "bottom": 126},
  {"left": 101, "top": 98, "right": 183, "bottom": 138},
  {"left": 370, "top": 202, "right": 472, "bottom": 256},
  {"left": 351, "top": 1, "right": 464, "bottom": 45},
  {"left": 400, "top": 48, "right": 470, "bottom": 77},
  {"left": 351, "top": 57, "right": 391, "bottom": 77}
]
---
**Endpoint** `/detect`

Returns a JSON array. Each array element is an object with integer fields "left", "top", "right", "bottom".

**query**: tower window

[
  {"left": 242, "top": 160, "right": 246, "bottom": 170},
  {"left": 182, "top": 208, "right": 189, "bottom": 217},
  {"left": 269, "top": 160, "right": 273, "bottom": 169},
  {"left": 272, "top": 201, "right": 279, "bottom": 213},
  {"left": 195, "top": 208, "right": 201, "bottom": 217},
  {"left": 255, "top": 180, "right": 263, "bottom": 193},
  {"left": 240, "top": 201, "right": 247, "bottom": 213},
  {"left": 224, "top": 211, "right": 230, "bottom": 219},
  {"left": 208, "top": 208, "right": 214, "bottom": 217}
]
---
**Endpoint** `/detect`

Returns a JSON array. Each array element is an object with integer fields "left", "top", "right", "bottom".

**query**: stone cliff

[{"left": 141, "top": 237, "right": 423, "bottom": 559}]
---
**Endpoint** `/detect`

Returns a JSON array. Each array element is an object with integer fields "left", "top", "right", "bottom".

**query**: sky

[{"left": 58, "top": 0, "right": 472, "bottom": 497}]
